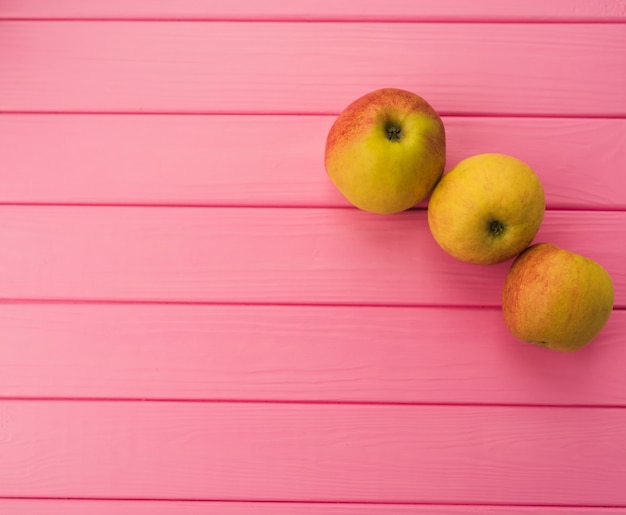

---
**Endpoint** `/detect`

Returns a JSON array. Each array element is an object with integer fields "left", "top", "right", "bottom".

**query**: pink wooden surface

[
  {"left": 3, "top": 0, "right": 626, "bottom": 22},
  {"left": 1, "top": 304, "right": 625, "bottom": 405},
  {"left": 1, "top": 22, "right": 625, "bottom": 116},
  {"left": 1, "top": 1, "right": 625, "bottom": 512},
  {"left": 1, "top": 208, "right": 624, "bottom": 307},
  {"left": 1, "top": 401, "right": 626, "bottom": 504},
  {"left": 1, "top": 115, "right": 625, "bottom": 209},
  {"left": 3, "top": 501, "right": 626, "bottom": 515}
]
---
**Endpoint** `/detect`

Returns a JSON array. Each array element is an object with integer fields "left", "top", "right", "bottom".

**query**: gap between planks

[
  {"left": 1, "top": 397, "right": 626, "bottom": 410},
  {"left": 2, "top": 110, "right": 625, "bottom": 119},
  {"left": 0, "top": 496, "right": 626, "bottom": 515},
  {"left": 2, "top": 17, "right": 626, "bottom": 24},
  {"left": 1, "top": 203, "right": 626, "bottom": 213},
  {"left": 0, "top": 297, "right": 624, "bottom": 312}
]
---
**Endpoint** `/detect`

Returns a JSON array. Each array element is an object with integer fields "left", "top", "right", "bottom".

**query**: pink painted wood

[
  {"left": 0, "top": 1, "right": 625, "bottom": 511},
  {"left": 0, "top": 207, "right": 623, "bottom": 307},
  {"left": 3, "top": 0, "right": 626, "bottom": 21},
  {"left": 0, "top": 304, "right": 624, "bottom": 405},
  {"left": 1, "top": 115, "right": 624, "bottom": 209},
  {"left": 1, "top": 22, "right": 625, "bottom": 116},
  {"left": 1, "top": 401, "right": 626, "bottom": 504},
  {"left": 3, "top": 500, "right": 626, "bottom": 514}
]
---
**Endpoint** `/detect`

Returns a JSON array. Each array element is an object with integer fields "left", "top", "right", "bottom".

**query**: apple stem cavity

[
  {"left": 489, "top": 220, "right": 505, "bottom": 236},
  {"left": 385, "top": 123, "right": 403, "bottom": 142}
]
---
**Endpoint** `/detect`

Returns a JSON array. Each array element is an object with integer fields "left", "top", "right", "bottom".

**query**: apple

[
  {"left": 427, "top": 153, "right": 545, "bottom": 265},
  {"left": 502, "top": 243, "right": 614, "bottom": 352},
  {"left": 324, "top": 88, "right": 446, "bottom": 214}
]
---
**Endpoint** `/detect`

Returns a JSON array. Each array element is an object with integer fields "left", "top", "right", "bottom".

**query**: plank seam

[
  {"left": 2, "top": 202, "right": 626, "bottom": 212},
  {"left": 1, "top": 496, "right": 625, "bottom": 508},
  {"left": 2, "top": 110, "right": 625, "bottom": 119},
  {"left": 0, "top": 298, "right": 624, "bottom": 311},
  {"left": 1, "top": 397, "right": 626, "bottom": 409},
  {"left": 1, "top": 17, "right": 626, "bottom": 24}
]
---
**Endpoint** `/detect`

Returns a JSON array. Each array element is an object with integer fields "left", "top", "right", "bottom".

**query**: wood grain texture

[
  {"left": 2, "top": 5, "right": 625, "bottom": 510},
  {"left": 1, "top": 115, "right": 624, "bottom": 209},
  {"left": 1, "top": 401, "right": 625, "bottom": 504},
  {"left": 1, "top": 22, "right": 625, "bottom": 116},
  {"left": 3, "top": 0, "right": 626, "bottom": 21},
  {"left": 0, "top": 304, "right": 624, "bottom": 405},
  {"left": 2, "top": 499, "right": 626, "bottom": 515},
  {"left": 0, "top": 207, "right": 623, "bottom": 307}
]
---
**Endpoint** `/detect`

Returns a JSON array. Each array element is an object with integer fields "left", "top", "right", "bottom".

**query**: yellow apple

[
  {"left": 502, "top": 243, "right": 614, "bottom": 352},
  {"left": 324, "top": 88, "right": 446, "bottom": 214},
  {"left": 427, "top": 153, "right": 545, "bottom": 265}
]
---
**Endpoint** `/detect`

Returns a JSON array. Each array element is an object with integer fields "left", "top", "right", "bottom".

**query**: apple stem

[
  {"left": 385, "top": 124, "right": 402, "bottom": 142},
  {"left": 489, "top": 220, "right": 505, "bottom": 236}
]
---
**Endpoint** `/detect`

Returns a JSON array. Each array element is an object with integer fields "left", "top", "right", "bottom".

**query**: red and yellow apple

[
  {"left": 502, "top": 243, "right": 614, "bottom": 352},
  {"left": 427, "top": 153, "right": 545, "bottom": 265},
  {"left": 324, "top": 88, "right": 446, "bottom": 214}
]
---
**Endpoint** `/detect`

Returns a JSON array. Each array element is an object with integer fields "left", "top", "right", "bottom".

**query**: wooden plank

[
  {"left": 1, "top": 401, "right": 625, "bottom": 504},
  {"left": 0, "top": 207, "right": 623, "bottom": 308},
  {"left": 2, "top": 499, "right": 626, "bottom": 515},
  {"left": 1, "top": 115, "right": 624, "bottom": 210},
  {"left": 3, "top": 0, "right": 626, "bottom": 22},
  {"left": 1, "top": 22, "right": 624, "bottom": 116},
  {"left": 1, "top": 304, "right": 624, "bottom": 405}
]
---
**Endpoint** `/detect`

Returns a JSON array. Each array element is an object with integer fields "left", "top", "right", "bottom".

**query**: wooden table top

[{"left": 1, "top": 1, "right": 625, "bottom": 512}]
